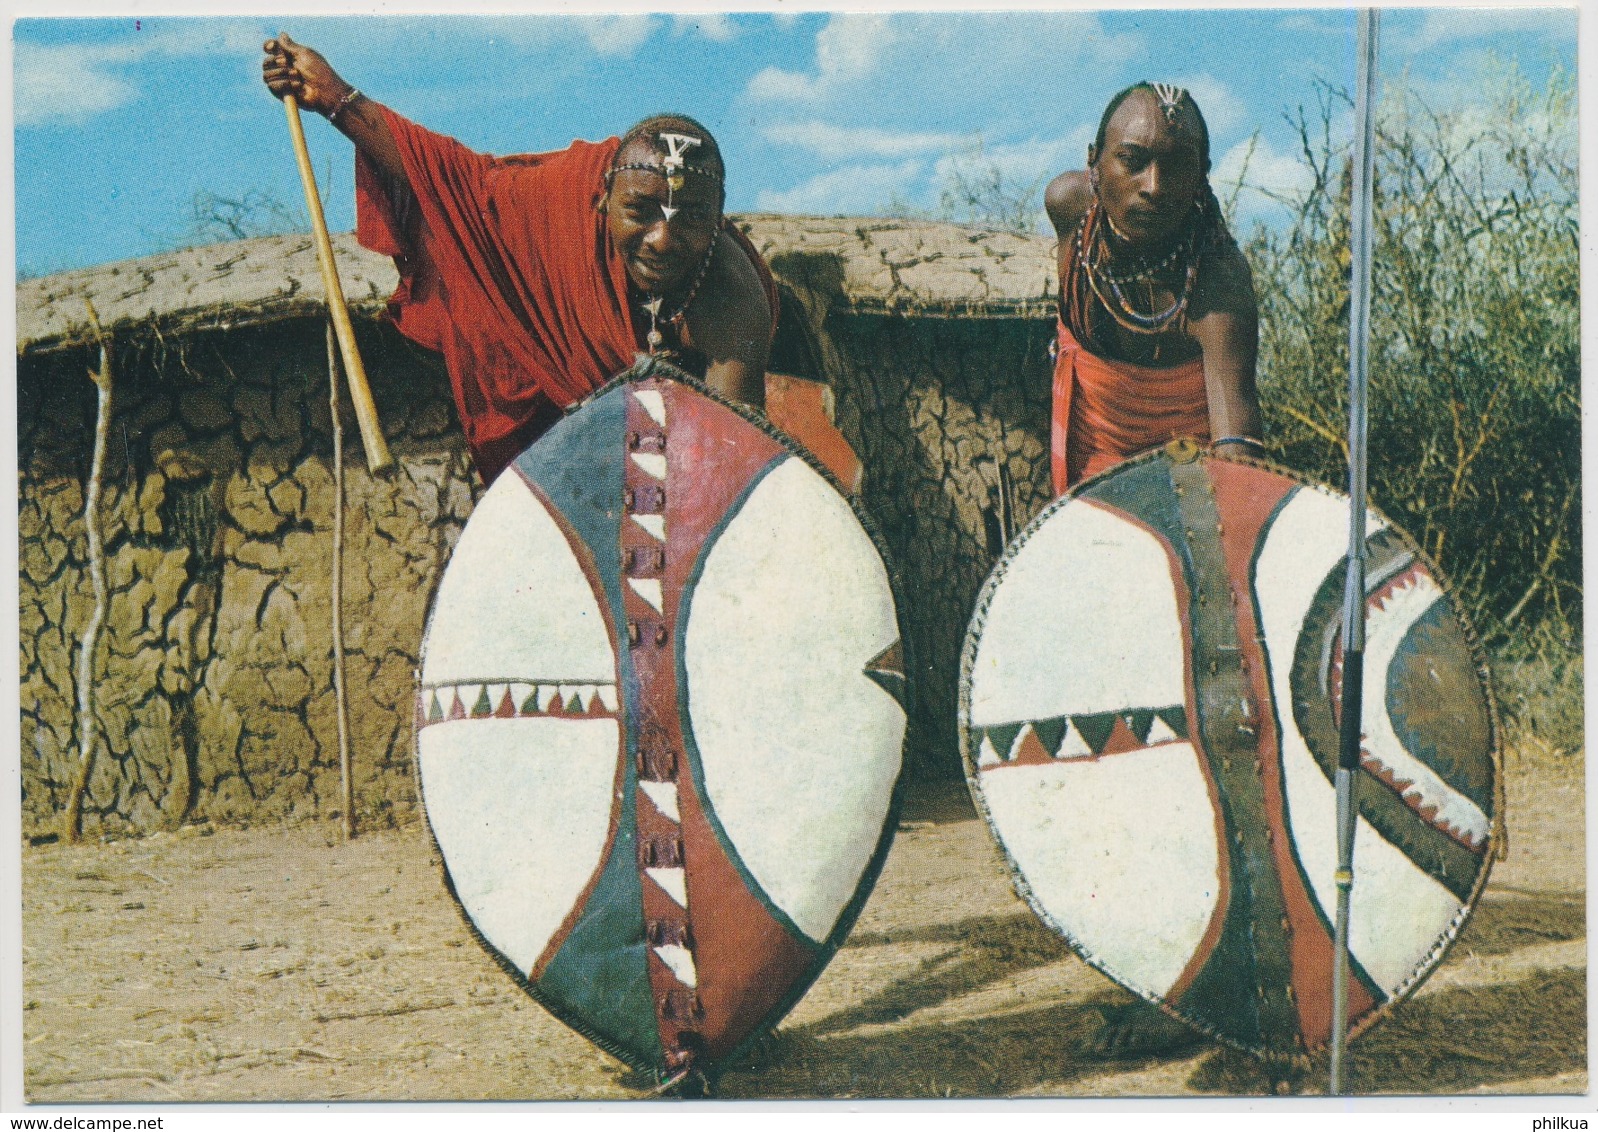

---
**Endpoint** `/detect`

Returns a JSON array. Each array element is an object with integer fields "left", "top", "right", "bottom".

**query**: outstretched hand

[
  {"left": 263, "top": 32, "right": 403, "bottom": 180},
  {"left": 262, "top": 34, "right": 351, "bottom": 116}
]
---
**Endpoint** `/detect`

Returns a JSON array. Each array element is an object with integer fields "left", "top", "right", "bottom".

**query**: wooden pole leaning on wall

[
  {"left": 327, "top": 322, "right": 356, "bottom": 841},
  {"left": 64, "top": 300, "right": 114, "bottom": 844},
  {"left": 284, "top": 94, "right": 393, "bottom": 474}
]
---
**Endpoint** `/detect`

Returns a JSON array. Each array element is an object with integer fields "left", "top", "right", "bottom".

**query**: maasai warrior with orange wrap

[
  {"left": 262, "top": 36, "right": 785, "bottom": 486},
  {"left": 1043, "top": 83, "right": 1265, "bottom": 1062},
  {"left": 1045, "top": 82, "right": 1263, "bottom": 496}
]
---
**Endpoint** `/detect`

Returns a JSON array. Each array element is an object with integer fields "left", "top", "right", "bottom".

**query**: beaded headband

[
  {"left": 606, "top": 131, "right": 724, "bottom": 222},
  {"left": 605, "top": 161, "right": 724, "bottom": 189}
]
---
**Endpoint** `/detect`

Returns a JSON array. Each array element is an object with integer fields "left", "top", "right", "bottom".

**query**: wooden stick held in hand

[{"left": 284, "top": 94, "right": 393, "bottom": 473}]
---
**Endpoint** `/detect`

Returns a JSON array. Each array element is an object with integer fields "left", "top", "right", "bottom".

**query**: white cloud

[
  {"left": 764, "top": 120, "right": 965, "bottom": 160},
  {"left": 931, "top": 135, "right": 1077, "bottom": 190},
  {"left": 1400, "top": 8, "right": 1570, "bottom": 53},
  {"left": 1212, "top": 135, "right": 1315, "bottom": 231},
  {"left": 745, "top": 10, "right": 1143, "bottom": 141},
  {"left": 672, "top": 14, "right": 736, "bottom": 43},
  {"left": 1269, "top": 7, "right": 1567, "bottom": 59},
  {"left": 15, "top": 48, "right": 130, "bottom": 126},
  {"left": 1171, "top": 74, "right": 1247, "bottom": 141},
  {"left": 579, "top": 15, "right": 656, "bottom": 58},
  {"left": 747, "top": 14, "right": 896, "bottom": 103},
  {"left": 755, "top": 160, "right": 925, "bottom": 216},
  {"left": 758, "top": 127, "right": 1080, "bottom": 223},
  {"left": 16, "top": 22, "right": 263, "bottom": 127},
  {"left": 1275, "top": 12, "right": 1342, "bottom": 39},
  {"left": 1214, "top": 135, "right": 1312, "bottom": 198}
]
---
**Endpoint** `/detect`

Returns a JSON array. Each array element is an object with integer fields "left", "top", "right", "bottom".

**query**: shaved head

[{"left": 1094, "top": 83, "right": 1210, "bottom": 173}]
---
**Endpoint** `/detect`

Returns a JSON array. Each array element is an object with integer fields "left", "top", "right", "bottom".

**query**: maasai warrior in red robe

[
  {"left": 1041, "top": 83, "right": 1265, "bottom": 1061},
  {"left": 1044, "top": 82, "right": 1263, "bottom": 496},
  {"left": 263, "top": 36, "right": 854, "bottom": 487},
  {"left": 350, "top": 122, "right": 777, "bottom": 483}
]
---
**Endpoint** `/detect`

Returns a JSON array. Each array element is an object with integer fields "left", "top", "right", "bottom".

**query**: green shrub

[
  {"left": 1245, "top": 67, "right": 1579, "bottom": 658},
  {"left": 1493, "top": 626, "right": 1585, "bottom": 756}
]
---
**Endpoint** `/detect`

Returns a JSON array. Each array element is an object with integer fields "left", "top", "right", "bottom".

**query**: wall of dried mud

[
  {"left": 19, "top": 320, "right": 478, "bottom": 838},
  {"left": 825, "top": 314, "right": 1054, "bottom": 766},
  {"left": 19, "top": 285, "right": 1054, "bottom": 839}
]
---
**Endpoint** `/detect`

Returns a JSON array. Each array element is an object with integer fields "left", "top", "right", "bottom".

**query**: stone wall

[{"left": 18, "top": 222, "right": 1059, "bottom": 838}]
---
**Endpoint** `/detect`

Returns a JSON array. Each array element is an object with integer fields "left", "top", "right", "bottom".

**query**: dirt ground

[{"left": 19, "top": 740, "right": 1585, "bottom": 1103}]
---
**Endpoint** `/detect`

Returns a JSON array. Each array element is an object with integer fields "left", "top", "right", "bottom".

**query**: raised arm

[
  {"left": 1187, "top": 241, "right": 1263, "bottom": 456},
  {"left": 262, "top": 35, "right": 406, "bottom": 184}
]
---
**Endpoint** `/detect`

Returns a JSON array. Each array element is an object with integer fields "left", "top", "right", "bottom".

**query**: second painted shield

[
  {"left": 416, "top": 357, "right": 907, "bottom": 1081},
  {"left": 961, "top": 444, "right": 1500, "bottom": 1061}
]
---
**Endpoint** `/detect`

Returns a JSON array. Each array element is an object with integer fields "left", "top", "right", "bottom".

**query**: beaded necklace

[
  {"left": 1068, "top": 194, "right": 1209, "bottom": 339},
  {"left": 641, "top": 227, "right": 719, "bottom": 353}
]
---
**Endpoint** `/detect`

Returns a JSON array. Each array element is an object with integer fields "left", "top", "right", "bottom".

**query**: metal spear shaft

[{"left": 1331, "top": 6, "right": 1380, "bottom": 1097}]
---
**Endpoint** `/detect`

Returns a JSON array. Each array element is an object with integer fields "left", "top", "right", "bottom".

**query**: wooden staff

[
  {"left": 64, "top": 300, "right": 114, "bottom": 843},
  {"left": 284, "top": 94, "right": 393, "bottom": 473},
  {"left": 328, "top": 321, "right": 356, "bottom": 840}
]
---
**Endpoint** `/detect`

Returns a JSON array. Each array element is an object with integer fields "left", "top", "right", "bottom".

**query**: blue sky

[{"left": 9, "top": 6, "right": 1579, "bottom": 280}]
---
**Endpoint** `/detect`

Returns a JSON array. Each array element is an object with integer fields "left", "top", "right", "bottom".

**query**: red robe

[
  {"left": 356, "top": 108, "right": 776, "bottom": 482},
  {"left": 1050, "top": 320, "right": 1211, "bottom": 495}
]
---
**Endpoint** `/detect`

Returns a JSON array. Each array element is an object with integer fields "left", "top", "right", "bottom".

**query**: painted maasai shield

[
  {"left": 961, "top": 443, "right": 1499, "bottom": 1061},
  {"left": 416, "top": 357, "right": 906, "bottom": 1079}
]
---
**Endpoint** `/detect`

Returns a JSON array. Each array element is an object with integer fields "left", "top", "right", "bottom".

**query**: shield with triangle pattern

[
  {"left": 960, "top": 442, "right": 1500, "bottom": 1062},
  {"left": 415, "top": 356, "right": 907, "bottom": 1084}
]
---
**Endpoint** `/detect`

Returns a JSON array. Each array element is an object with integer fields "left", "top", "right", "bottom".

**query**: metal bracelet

[{"left": 327, "top": 87, "right": 362, "bottom": 124}]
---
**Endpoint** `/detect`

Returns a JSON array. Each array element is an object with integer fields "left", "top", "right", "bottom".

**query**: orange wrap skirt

[{"left": 1050, "top": 321, "right": 1211, "bottom": 495}]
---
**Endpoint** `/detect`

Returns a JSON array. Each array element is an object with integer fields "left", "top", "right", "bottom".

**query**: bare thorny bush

[
  {"left": 185, "top": 189, "right": 303, "bottom": 243},
  {"left": 935, "top": 141, "right": 1049, "bottom": 235},
  {"left": 1242, "top": 69, "right": 1580, "bottom": 751},
  {"left": 887, "top": 138, "right": 1050, "bottom": 235}
]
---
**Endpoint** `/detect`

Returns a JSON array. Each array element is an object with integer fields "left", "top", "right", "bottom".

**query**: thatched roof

[
  {"left": 16, "top": 215, "right": 1057, "bottom": 357},
  {"left": 738, "top": 214, "right": 1057, "bottom": 320}
]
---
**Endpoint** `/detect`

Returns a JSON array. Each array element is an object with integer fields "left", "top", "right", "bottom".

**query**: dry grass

[{"left": 19, "top": 741, "right": 1584, "bottom": 1102}]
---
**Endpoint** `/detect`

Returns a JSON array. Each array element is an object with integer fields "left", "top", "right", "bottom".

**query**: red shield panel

[{"left": 417, "top": 357, "right": 907, "bottom": 1082}]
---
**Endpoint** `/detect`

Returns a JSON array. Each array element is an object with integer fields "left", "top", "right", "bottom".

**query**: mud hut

[{"left": 16, "top": 216, "right": 1058, "bottom": 839}]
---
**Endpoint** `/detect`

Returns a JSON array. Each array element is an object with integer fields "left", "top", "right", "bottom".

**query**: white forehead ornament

[
  {"left": 607, "top": 130, "right": 722, "bottom": 224},
  {"left": 1150, "top": 82, "right": 1188, "bottom": 128},
  {"left": 658, "top": 132, "right": 701, "bottom": 221}
]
